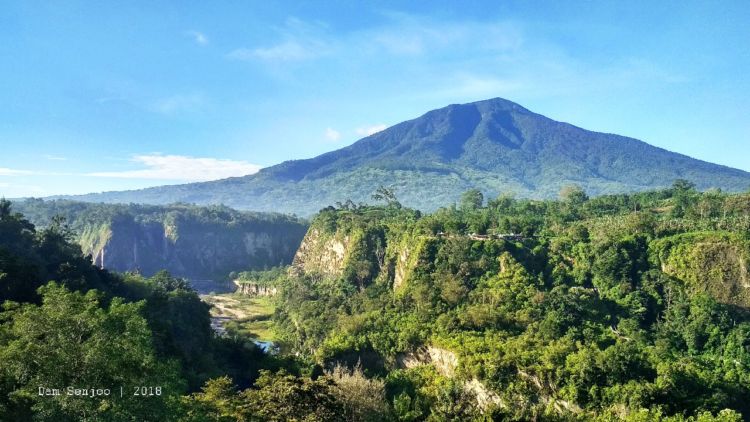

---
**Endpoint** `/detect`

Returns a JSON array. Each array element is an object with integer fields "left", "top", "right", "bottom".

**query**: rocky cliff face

[
  {"left": 12, "top": 200, "right": 309, "bottom": 280},
  {"left": 290, "top": 216, "right": 425, "bottom": 292},
  {"left": 234, "top": 280, "right": 278, "bottom": 296},
  {"left": 397, "top": 345, "right": 502, "bottom": 410},
  {"left": 291, "top": 228, "right": 352, "bottom": 278},
  {"left": 82, "top": 214, "right": 307, "bottom": 279},
  {"left": 652, "top": 232, "right": 750, "bottom": 307}
]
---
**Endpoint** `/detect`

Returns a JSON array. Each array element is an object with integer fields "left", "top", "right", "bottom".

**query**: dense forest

[{"left": 2, "top": 180, "right": 750, "bottom": 420}]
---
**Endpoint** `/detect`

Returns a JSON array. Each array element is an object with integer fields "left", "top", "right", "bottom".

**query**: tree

[
  {"left": 460, "top": 189, "right": 484, "bottom": 211},
  {"left": 672, "top": 179, "right": 696, "bottom": 193},
  {"left": 180, "top": 377, "right": 241, "bottom": 422},
  {"left": 0, "top": 283, "right": 184, "bottom": 421},
  {"left": 240, "top": 370, "right": 346, "bottom": 422},
  {"left": 326, "top": 363, "right": 392, "bottom": 422},
  {"left": 671, "top": 179, "right": 698, "bottom": 218},
  {"left": 560, "top": 185, "right": 589, "bottom": 204},
  {"left": 371, "top": 186, "right": 401, "bottom": 208}
]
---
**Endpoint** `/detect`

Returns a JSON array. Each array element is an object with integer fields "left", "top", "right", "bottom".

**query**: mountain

[{"left": 63, "top": 98, "right": 750, "bottom": 216}]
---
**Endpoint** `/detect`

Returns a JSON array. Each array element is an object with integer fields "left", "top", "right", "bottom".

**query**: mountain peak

[
  {"left": 470, "top": 96, "right": 530, "bottom": 111},
  {"left": 424, "top": 97, "right": 531, "bottom": 120},
  {"left": 61, "top": 98, "right": 750, "bottom": 216}
]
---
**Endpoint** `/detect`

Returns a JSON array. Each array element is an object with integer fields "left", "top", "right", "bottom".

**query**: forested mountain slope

[{"left": 61, "top": 98, "right": 750, "bottom": 216}]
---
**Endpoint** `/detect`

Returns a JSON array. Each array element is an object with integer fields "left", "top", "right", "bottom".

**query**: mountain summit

[{"left": 67, "top": 98, "right": 750, "bottom": 215}]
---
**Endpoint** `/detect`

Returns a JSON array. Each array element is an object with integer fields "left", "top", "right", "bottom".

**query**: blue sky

[{"left": 1, "top": 0, "right": 749, "bottom": 197}]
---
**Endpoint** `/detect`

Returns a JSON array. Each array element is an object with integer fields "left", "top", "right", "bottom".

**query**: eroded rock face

[
  {"left": 464, "top": 378, "right": 503, "bottom": 410},
  {"left": 396, "top": 345, "right": 502, "bottom": 410},
  {"left": 85, "top": 217, "right": 306, "bottom": 279},
  {"left": 291, "top": 228, "right": 352, "bottom": 278},
  {"left": 397, "top": 346, "right": 458, "bottom": 377},
  {"left": 234, "top": 281, "right": 278, "bottom": 296},
  {"left": 393, "top": 247, "right": 412, "bottom": 290},
  {"left": 653, "top": 233, "right": 750, "bottom": 307}
]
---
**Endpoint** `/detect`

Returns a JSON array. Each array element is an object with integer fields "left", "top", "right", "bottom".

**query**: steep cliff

[
  {"left": 234, "top": 280, "right": 278, "bottom": 296},
  {"left": 651, "top": 232, "right": 750, "bottom": 307},
  {"left": 397, "top": 345, "right": 503, "bottom": 410},
  {"left": 290, "top": 208, "right": 425, "bottom": 290},
  {"left": 291, "top": 227, "right": 353, "bottom": 279},
  {"left": 12, "top": 199, "right": 308, "bottom": 279}
]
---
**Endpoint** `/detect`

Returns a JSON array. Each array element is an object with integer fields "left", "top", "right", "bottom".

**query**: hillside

[
  {"left": 10, "top": 199, "right": 308, "bottom": 281},
  {"left": 3, "top": 188, "right": 750, "bottom": 420},
  {"left": 269, "top": 185, "right": 750, "bottom": 419},
  {"left": 61, "top": 98, "right": 750, "bottom": 216}
]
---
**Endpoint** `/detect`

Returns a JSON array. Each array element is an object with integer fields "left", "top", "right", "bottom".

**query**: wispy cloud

[
  {"left": 147, "top": 94, "right": 205, "bottom": 115},
  {"left": 186, "top": 30, "right": 209, "bottom": 46},
  {"left": 87, "top": 154, "right": 262, "bottom": 181},
  {"left": 230, "top": 40, "right": 321, "bottom": 61},
  {"left": 43, "top": 154, "right": 67, "bottom": 161},
  {"left": 324, "top": 128, "right": 341, "bottom": 142},
  {"left": 0, "top": 167, "right": 33, "bottom": 176},
  {"left": 231, "top": 13, "right": 686, "bottom": 107},
  {"left": 228, "top": 17, "right": 333, "bottom": 62},
  {"left": 355, "top": 124, "right": 387, "bottom": 136},
  {"left": 365, "top": 14, "right": 523, "bottom": 57}
]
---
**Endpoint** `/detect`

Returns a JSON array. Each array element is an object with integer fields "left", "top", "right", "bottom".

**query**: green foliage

[
  {"left": 326, "top": 363, "right": 393, "bottom": 422},
  {"left": 271, "top": 188, "right": 750, "bottom": 420},
  {"left": 0, "top": 283, "right": 184, "bottom": 421},
  {"left": 6, "top": 186, "right": 750, "bottom": 419},
  {"left": 460, "top": 189, "right": 484, "bottom": 211},
  {"left": 240, "top": 370, "right": 346, "bottom": 421},
  {"left": 0, "top": 206, "right": 277, "bottom": 419}
]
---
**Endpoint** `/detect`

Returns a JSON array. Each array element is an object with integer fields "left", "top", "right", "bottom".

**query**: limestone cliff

[
  {"left": 651, "top": 232, "right": 750, "bottom": 307},
  {"left": 291, "top": 228, "right": 352, "bottom": 278},
  {"left": 397, "top": 345, "right": 503, "bottom": 410},
  {"left": 14, "top": 200, "right": 308, "bottom": 280},
  {"left": 290, "top": 214, "right": 425, "bottom": 291},
  {"left": 234, "top": 280, "right": 278, "bottom": 296},
  {"left": 83, "top": 214, "right": 307, "bottom": 279}
]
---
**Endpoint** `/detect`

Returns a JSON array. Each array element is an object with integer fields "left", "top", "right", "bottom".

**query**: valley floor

[{"left": 202, "top": 293, "right": 276, "bottom": 342}]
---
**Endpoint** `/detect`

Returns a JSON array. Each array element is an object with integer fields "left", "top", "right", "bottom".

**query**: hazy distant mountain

[{"left": 63, "top": 98, "right": 750, "bottom": 216}]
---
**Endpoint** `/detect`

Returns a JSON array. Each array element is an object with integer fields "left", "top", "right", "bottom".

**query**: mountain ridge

[{"left": 58, "top": 97, "right": 750, "bottom": 216}]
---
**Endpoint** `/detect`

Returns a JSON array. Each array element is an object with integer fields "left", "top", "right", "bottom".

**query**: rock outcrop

[
  {"left": 651, "top": 232, "right": 750, "bottom": 307},
  {"left": 85, "top": 217, "right": 306, "bottom": 279},
  {"left": 291, "top": 228, "right": 352, "bottom": 278},
  {"left": 14, "top": 200, "right": 309, "bottom": 280},
  {"left": 234, "top": 280, "right": 278, "bottom": 296},
  {"left": 397, "top": 345, "right": 502, "bottom": 411}
]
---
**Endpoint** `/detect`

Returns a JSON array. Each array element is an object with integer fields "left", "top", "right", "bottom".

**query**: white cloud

[
  {"left": 361, "top": 14, "right": 523, "bottom": 57},
  {"left": 0, "top": 167, "right": 32, "bottom": 176},
  {"left": 227, "top": 17, "right": 333, "bottom": 62},
  {"left": 325, "top": 128, "right": 341, "bottom": 142},
  {"left": 148, "top": 94, "right": 205, "bottom": 115},
  {"left": 186, "top": 30, "right": 209, "bottom": 46},
  {"left": 44, "top": 154, "right": 67, "bottom": 161},
  {"left": 87, "top": 154, "right": 262, "bottom": 182},
  {"left": 355, "top": 124, "right": 387, "bottom": 136},
  {"left": 229, "top": 40, "right": 329, "bottom": 62}
]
